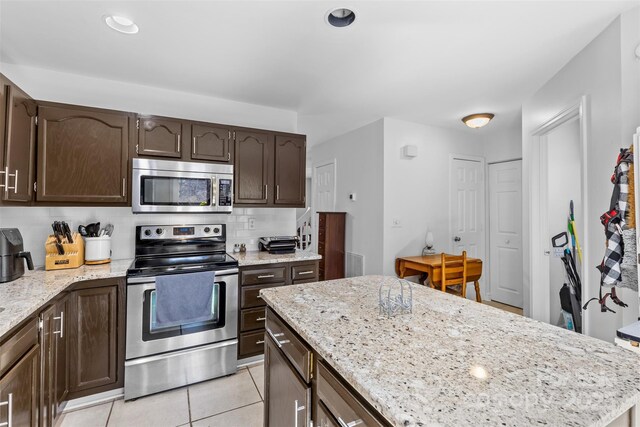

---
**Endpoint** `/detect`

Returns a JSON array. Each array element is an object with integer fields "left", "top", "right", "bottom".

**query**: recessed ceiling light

[
  {"left": 326, "top": 8, "right": 356, "bottom": 28},
  {"left": 104, "top": 15, "right": 139, "bottom": 34},
  {"left": 462, "top": 113, "right": 495, "bottom": 129}
]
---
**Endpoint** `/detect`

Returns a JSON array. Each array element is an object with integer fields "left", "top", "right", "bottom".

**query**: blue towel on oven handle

[{"left": 155, "top": 271, "right": 215, "bottom": 328}]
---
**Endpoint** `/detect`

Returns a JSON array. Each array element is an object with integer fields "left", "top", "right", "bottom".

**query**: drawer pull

[
  {"left": 53, "top": 311, "right": 64, "bottom": 338},
  {"left": 266, "top": 327, "right": 289, "bottom": 347},
  {"left": 256, "top": 317, "right": 266, "bottom": 322},
  {"left": 257, "top": 295, "right": 263, "bottom": 299},
  {"left": 256, "top": 340, "right": 265, "bottom": 345},
  {"left": 294, "top": 399, "right": 305, "bottom": 427},
  {"left": 298, "top": 271, "right": 314, "bottom": 275},
  {"left": 338, "top": 417, "right": 363, "bottom": 427},
  {"left": 0, "top": 393, "right": 13, "bottom": 427},
  {"left": 258, "top": 274, "right": 275, "bottom": 279}
]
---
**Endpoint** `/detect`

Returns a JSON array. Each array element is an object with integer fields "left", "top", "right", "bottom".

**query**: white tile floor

[{"left": 59, "top": 363, "right": 265, "bottom": 427}]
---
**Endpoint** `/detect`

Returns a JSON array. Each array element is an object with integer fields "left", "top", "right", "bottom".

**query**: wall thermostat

[
  {"left": 402, "top": 145, "right": 418, "bottom": 158},
  {"left": 349, "top": 193, "right": 357, "bottom": 201}
]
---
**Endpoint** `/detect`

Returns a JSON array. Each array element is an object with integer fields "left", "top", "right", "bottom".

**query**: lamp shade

[{"left": 462, "top": 113, "right": 494, "bottom": 129}]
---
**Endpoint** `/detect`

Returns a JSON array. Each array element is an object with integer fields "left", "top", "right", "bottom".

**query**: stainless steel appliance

[
  {"left": 125, "top": 224, "right": 239, "bottom": 400},
  {"left": 132, "top": 158, "right": 233, "bottom": 214},
  {"left": 259, "top": 236, "right": 299, "bottom": 254},
  {"left": 0, "top": 228, "right": 34, "bottom": 283}
]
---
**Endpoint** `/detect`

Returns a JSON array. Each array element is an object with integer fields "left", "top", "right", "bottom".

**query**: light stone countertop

[
  {"left": 0, "top": 259, "right": 132, "bottom": 339},
  {"left": 232, "top": 250, "right": 321, "bottom": 266},
  {"left": 260, "top": 275, "right": 640, "bottom": 427}
]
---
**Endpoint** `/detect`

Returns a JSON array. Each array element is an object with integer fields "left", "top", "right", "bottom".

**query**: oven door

[{"left": 126, "top": 268, "right": 238, "bottom": 360}]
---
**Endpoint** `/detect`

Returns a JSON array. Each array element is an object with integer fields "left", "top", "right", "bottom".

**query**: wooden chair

[{"left": 433, "top": 251, "right": 482, "bottom": 302}]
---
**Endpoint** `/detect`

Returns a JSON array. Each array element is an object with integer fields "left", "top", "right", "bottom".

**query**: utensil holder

[
  {"left": 84, "top": 236, "right": 112, "bottom": 265},
  {"left": 45, "top": 232, "right": 84, "bottom": 271}
]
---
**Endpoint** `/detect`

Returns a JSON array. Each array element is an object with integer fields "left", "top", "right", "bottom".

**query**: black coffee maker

[{"left": 0, "top": 228, "right": 34, "bottom": 283}]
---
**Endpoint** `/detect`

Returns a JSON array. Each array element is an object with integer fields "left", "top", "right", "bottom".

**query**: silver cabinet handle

[
  {"left": 338, "top": 417, "right": 363, "bottom": 427},
  {"left": 0, "top": 167, "right": 5, "bottom": 190},
  {"left": 256, "top": 340, "right": 265, "bottom": 345},
  {"left": 9, "top": 169, "right": 17, "bottom": 194},
  {"left": 276, "top": 184, "right": 280, "bottom": 200},
  {"left": 256, "top": 295, "right": 263, "bottom": 299},
  {"left": 294, "top": 399, "right": 305, "bottom": 427},
  {"left": 177, "top": 134, "right": 181, "bottom": 152},
  {"left": 266, "top": 327, "right": 289, "bottom": 348},
  {"left": 298, "top": 271, "right": 314, "bottom": 275},
  {"left": 122, "top": 178, "right": 126, "bottom": 197},
  {"left": 0, "top": 393, "right": 12, "bottom": 427},
  {"left": 227, "top": 152, "right": 231, "bottom": 161},
  {"left": 258, "top": 274, "right": 275, "bottom": 279},
  {"left": 53, "top": 311, "right": 64, "bottom": 338},
  {"left": 264, "top": 184, "right": 268, "bottom": 200},
  {"left": 193, "top": 136, "right": 196, "bottom": 154},
  {"left": 256, "top": 317, "right": 266, "bottom": 322}
]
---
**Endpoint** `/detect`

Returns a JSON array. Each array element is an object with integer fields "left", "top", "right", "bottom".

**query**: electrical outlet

[{"left": 248, "top": 218, "right": 256, "bottom": 230}]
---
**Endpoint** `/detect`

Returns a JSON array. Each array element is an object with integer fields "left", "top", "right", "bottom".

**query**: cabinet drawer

[
  {"left": 291, "top": 263, "right": 318, "bottom": 282},
  {"left": 241, "top": 283, "right": 283, "bottom": 309},
  {"left": 317, "top": 361, "right": 385, "bottom": 427},
  {"left": 0, "top": 317, "right": 38, "bottom": 377},
  {"left": 241, "top": 266, "right": 286, "bottom": 286},
  {"left": 241, "top": 307, "right": 267, "bottom": 332},
  {"left": 266, "top": 308, "right": 311, "bottom": 383},
  {"left": 316, "top": 400, "right": 339, "bottom": 427},
  {"left": 239, "top": 330, "right": 266, "bottom": 358}
]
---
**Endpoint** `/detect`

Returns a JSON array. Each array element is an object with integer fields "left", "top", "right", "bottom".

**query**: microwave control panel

[{"left": 218, "top": 179, "right": 232, "bottom": 206}]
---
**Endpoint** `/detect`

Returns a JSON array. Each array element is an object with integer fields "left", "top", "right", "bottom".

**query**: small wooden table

[{"left": 395, "top": 254, "right": 483, "bottom": 300}]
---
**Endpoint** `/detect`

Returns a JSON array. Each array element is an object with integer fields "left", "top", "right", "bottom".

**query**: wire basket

[{"left": 379, "top": 278, "right": 413, "bottom": 317}]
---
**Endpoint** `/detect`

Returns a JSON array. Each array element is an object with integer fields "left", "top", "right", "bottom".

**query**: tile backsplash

[{"left": 0, "top": 207, "right": 296, "bottom": 267}]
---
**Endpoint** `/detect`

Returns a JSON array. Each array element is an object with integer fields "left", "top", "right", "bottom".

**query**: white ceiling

[{"left": 1, "top": 0, "right": 637, "bottom": 144}]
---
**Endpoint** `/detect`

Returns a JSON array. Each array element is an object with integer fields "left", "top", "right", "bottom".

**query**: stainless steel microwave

[{"left": 132, "top": 158, "right": 233, "bottom": 214}]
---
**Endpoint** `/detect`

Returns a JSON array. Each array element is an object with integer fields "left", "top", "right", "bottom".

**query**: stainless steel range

[{"left": 125, "top": 224, "right": 238, "bottom": 400}]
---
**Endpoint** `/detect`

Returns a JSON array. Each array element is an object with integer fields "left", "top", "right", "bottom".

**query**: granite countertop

[
  {"left": 232, "top": 250, "right": 321, "bottom": 266},
  {"left": 0, "top": 259, "right": 132, "bottom": 339},
  {"left": 261, "top": 276, "right": 640, "bottom": 427}
]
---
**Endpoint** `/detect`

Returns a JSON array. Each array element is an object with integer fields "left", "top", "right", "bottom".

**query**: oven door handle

[{"left": 127, "top": 268, "right": 239, "bottom": 284}]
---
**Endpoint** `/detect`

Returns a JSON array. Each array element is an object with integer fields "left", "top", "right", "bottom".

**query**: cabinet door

[
  {"left": 68, "top": 286, "right": 118, "bottom": 393},
  {"left": 234, "top": 130, "right": 273, "bottom": 205},
  {"left": 265, "top": 336, "right": 310, "bottom": 427},
  {"left": 37, "top": 104, "right": 129, "bottom": 203},
  {"left": 274, "top": 135, "right": 305, "bottom": 206},
  {"left": 54, "top": 296, "right": 69, "bottom": 418},
  {"left": 191, "top": 124, "right": 232, "bottom": 163},
  {"left": 41, "top": 305, "right": 55, "bottom": 427},
  {"left": 0, "top": 345, "right": 39, "bottom": 427},
  {"left": 137, "top": 116, "right": 183, "bottom": 158},
  {"left": 3, "top": 84, "right": 36, "bottom": 202}
]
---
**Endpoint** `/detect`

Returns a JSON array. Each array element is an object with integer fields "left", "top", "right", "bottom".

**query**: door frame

[
  {"left": 487, "top": 158, "right": 523, "bottom": 305},
  {"left": 311, "top": 159, "right": 337, "bottom": 252},
  {"left": 529, "top": 96, "right": 589, "bottom": 333},
  {"left": 448, "top": 154, "right": 487, "bottom": 299}
]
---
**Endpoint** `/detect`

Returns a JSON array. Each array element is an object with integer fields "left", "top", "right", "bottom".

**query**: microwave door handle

[{"left": 212, "top": 177, "right": 217, "bottom": 206}]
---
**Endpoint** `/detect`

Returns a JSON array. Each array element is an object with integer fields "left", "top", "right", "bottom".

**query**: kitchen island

[{"left": 260, "top": 276, "right": 640, "bottom": 427}]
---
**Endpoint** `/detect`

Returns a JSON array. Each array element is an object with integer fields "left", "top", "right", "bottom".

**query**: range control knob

[
  {"left": 203, "top": 227, "right": 211, "bottom": 233},
  {"left": 144, "top": 229, "right": 152, "bottom": 237},
  {"left": 156, "top": 228, "right": 164, "bottom": 235},
  {"left": 213, "top": 227, "right": 221, "bottom": 234}
]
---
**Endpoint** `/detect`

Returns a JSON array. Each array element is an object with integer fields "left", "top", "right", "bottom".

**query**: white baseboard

[
  {"left": 237, "top": 354, "right": 264, "bottom": 368},
  {"left": 64, "top": 388, "right": 123, "bottom": 413}
]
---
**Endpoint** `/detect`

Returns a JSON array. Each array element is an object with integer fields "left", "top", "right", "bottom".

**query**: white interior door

[
  {"left": 450, "top": 157, "right": 485, "bottom": 300},
  {"left": 489, "top": 160, "right": 523, "bottom": 307},
  {"left": 313, "top": 161, "right": 336, "bottom": 212}
]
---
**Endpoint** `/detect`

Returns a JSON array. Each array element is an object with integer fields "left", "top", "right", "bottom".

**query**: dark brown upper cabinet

[
  {"left": 137, "top": 116, "right": 183, "bottom": 158},
  {"left": 274, "top": 135, "right": 306, "bottom": 206},
  {"left": 234, "top": 129, "right": 273, "bottom": 205},
  {"left": 37, "top": 103, "right": 131, "bottom": 204},
  {"left": 191, "top": 123, "right": 232, "bottom": 163}
]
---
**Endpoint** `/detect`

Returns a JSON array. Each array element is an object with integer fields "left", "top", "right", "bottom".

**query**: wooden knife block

[{"left": 45, "top": 232, "right": 84, "bottom": 271}]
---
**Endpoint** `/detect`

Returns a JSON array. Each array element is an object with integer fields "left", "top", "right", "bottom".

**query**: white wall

[
  {"left": 310, "top": 120, "right": 385, "bottom": 274},
  {"left": 484, "top": 122, "right": 523, "bottom": 164},
  {"left": 382, "top": 118, "right": 485, "bottom": 276},
  {"left": 0, "top": 63, "right": 300, "bottom": 267},
  {"left": 523, "top": 10, "right": 640, "bottom": 341},
  {"left": 0, "top": 207, "right": 296, "bottom": 268},
  {"left": 0, "top": 63, "right": 298, "bottom": 132}
]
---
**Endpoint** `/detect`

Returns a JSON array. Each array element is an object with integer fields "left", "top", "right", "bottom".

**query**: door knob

[{"left": 454, "top": 236, "right": 461, "bottom": 242}]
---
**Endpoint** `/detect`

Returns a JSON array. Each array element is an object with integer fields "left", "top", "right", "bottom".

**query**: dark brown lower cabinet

[
  {"left": 264, "top": 335, "right": 310, "bottom": 427},
  {"left": 0, "top": 345, "right": 39, "bottom": 427},
  {"left": 67, "top": 278, "right": 125, "bottom": 399}
]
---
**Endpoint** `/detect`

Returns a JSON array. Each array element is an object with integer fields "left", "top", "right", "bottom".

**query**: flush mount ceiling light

[
  {"left": 462, "top": 113, "right": 495, "bottom": 129},
  {"left": 326, "top": 8, "right": 356, "bottom": 28},
  {"left": 104, "top": 15, "right": 139, "bottom": 34}
]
